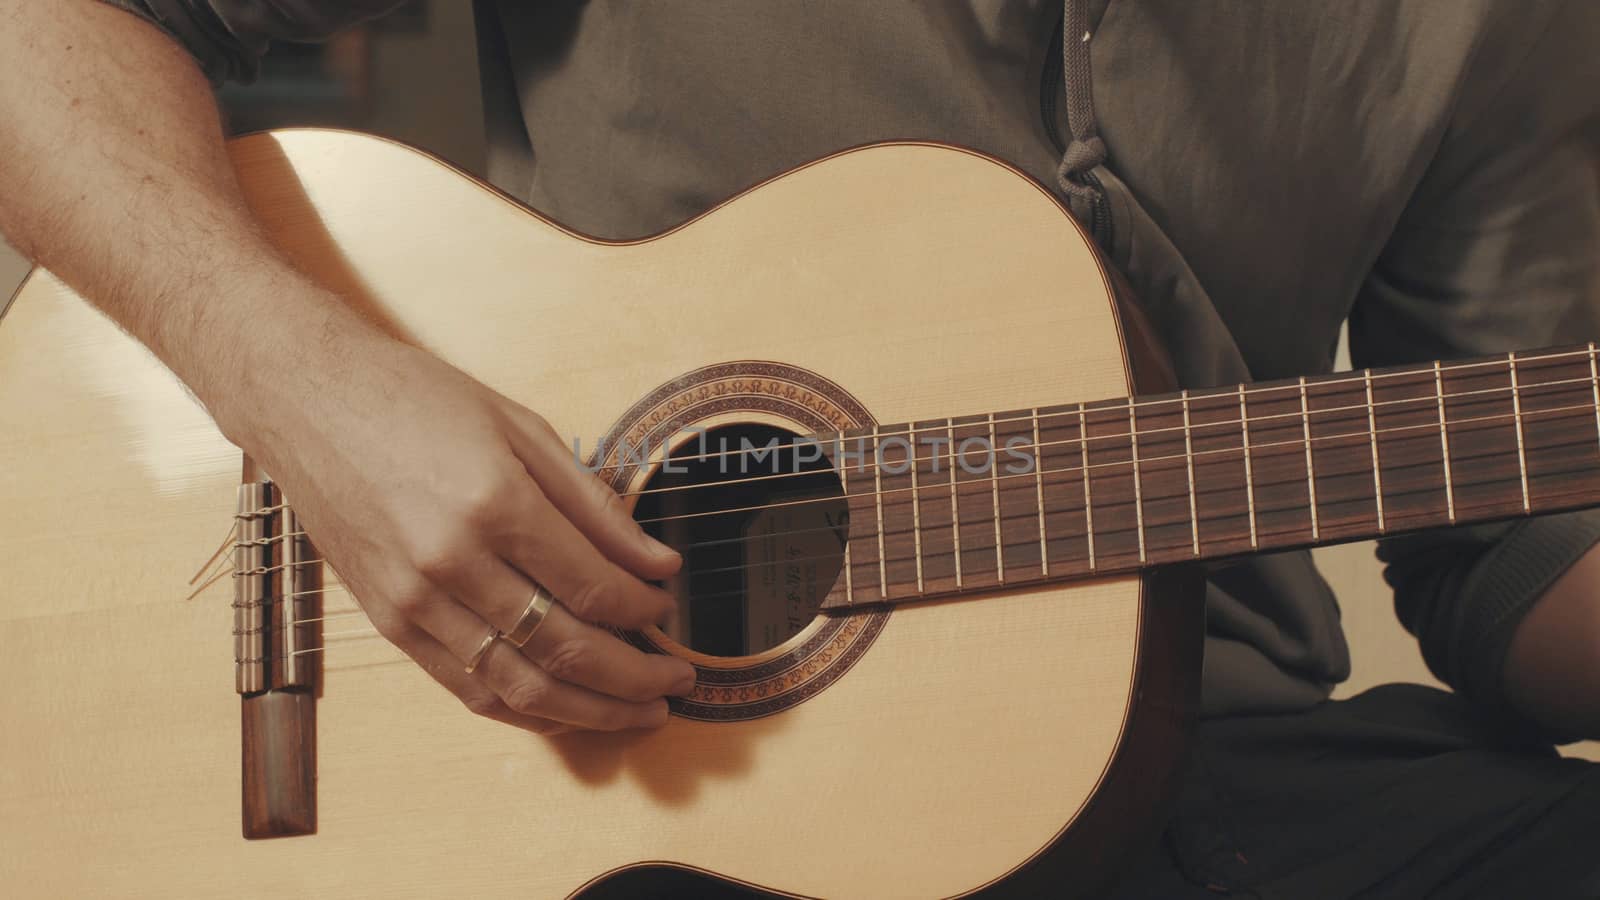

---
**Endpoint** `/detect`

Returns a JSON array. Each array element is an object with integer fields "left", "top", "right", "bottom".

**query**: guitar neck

[{"left": 823, "top": 344, "right": 1600, "bottom": 608}]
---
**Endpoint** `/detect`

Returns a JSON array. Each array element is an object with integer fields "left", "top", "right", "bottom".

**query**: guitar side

[{"left": 0, "top": 132, "right": 1198, "bottom": 898}]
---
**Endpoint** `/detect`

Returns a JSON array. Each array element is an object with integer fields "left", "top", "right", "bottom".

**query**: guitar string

[
  {"left": 231, "top": 352, "right": 1600, "bottom": 664},
  {"left": 256, "top": 470, "right": 1600, "bottom": 666},
  {"left": 288, "top": 421, "right": 1567, "bottom": 620},
  {"left": 233, "top": 379, "right": 1587, "bottom": 582},
  {"left": 235, "top": 406, "right": 1600, "bottom": 646},
  {"left": 223, "top": 374, "right": 1599, "bottom": 584},
  {"left": 579, "top": 347, "right": 1598, "bottom": 477},
  {"left": 230, "top": 399, "right": 1600, "bottom": 578},
  {"left": 404, "top": 433, "right": 1600, "bottom": 595},
  {"left": 228, "top": 371, "right": 1600, "bottom": 538}
]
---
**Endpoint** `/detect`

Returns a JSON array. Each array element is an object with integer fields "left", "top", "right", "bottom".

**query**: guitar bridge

[{"left": 234, "top": 481, "right": 321, "bottom": 839}]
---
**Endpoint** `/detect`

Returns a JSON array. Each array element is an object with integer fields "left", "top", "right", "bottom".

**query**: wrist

[{"left": 196, "top": 285, "right": 392, "bottom": 455}]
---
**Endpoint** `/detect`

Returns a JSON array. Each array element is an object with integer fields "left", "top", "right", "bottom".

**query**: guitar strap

[{"left": 1055, "top": 0, "right": 1114, "bottom": 245}]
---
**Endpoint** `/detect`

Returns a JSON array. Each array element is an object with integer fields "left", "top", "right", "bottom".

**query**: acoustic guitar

[{"left": 4, "top": 131, "right": 1598, "bottom": 899}]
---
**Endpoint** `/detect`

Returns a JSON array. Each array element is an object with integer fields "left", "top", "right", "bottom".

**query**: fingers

[
  {"left": 496, "top": 399, "right": 682, "bottom": 581},
  {"left": 379, "top": 585, "right": 672, "bottom": 732},
  {"left": 355, "top": 392, "right": 696, "bottom": 733},
  {"left": 451, "top": 556, "right": 697, "bottom": 703},
  {"left": 498, "top": 484, "right": 678, "bottom": 630},
  {"left": 520, "top": 598, "right": 698, "bottom": 702},
  {"left": 474, "top": 639, "right": 671, "bottom": 731}
]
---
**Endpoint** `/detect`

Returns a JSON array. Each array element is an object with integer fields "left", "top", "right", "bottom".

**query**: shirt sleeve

[
  {"left": 1347, "top": 0, "right": 1600, "bottom": 728},
  {"left": 98, "top": 0, "right": 407, "bottom": 84}
]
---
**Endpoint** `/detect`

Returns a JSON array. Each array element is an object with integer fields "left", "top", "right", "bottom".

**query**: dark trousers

[{"left": 1107, "top": 684, "right": 1600, "bottom": 899}]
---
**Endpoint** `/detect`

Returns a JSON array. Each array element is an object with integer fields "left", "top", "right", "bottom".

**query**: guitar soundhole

[{"left": 634, "top": 422, "right": 847, "bottom": 657}]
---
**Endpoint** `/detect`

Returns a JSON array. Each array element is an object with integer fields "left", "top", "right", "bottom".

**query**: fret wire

[
  {"left": 988, "top": 413, "right": 1005, "bottom": 582},
  {"left": 1180, "top": 390, "right": 1200, "bottom": 557},
  {"left": 812, "top": 374, "right": 1586, "bottom": 515},
  {"left": 679, "top": 433, "right": 1600, "bottom": 590},
  {"left": 1434, "top": 361, "right": 1457, "bottom": 524},
  {"left": 777, "top": 406, "right": 1599, "bottom": 560},
  {"left": 1079, "top": 402, "right": 1096, "bottom": 570},
  {"left": 648, "top": 417, "right": 1600, "bottom": 582},
  {"left": 1238, "top": 385, "right": 1259, "bottom": 549},
  {"left": 1299, "top": 376, "right": 1320, "bottom": 541},
  {"left": 1032, "top": 407, "right": 1049, "bottom": 576},
  {"left": 1364, "top": 369, "right": 1386, "bottom": 533},
  {"left": 1127, "top": 397, "right": 1147, "bottom": 564},
  {"left": 908, "top": 422, "right": 924, "bottom": 594},
  {"left": 1590, "top": 343, "right": 1600, "bottom": 460},
  {"left": 1508, "top": 352, "right": 1532, "bottom": 513},
  {"left": 872, "top": 425, "right": 888, "bottom": 599},
  {"left": 947, "top": 417, "right": 963, "bottom": 589}
]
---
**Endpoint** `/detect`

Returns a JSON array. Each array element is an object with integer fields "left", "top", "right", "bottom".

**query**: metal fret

[
  {"left": 947, "top": 418, "right": 963, "bottom": 589},
  {"left": 1299, "top": 377, "right": 1320, "bottom": 541},
  {"left": 1180, "top": 390, "right": 1199, "bottom": 557},
  {"left": 1590, "top": 343, "right": 1600, "bottom": 459},
  {"left": 871, "top": 425, "right": 888, "bottom": 599},
  {"left": 1079, "top": 402, "right": 1096, "bottom": 570},
  {"left": 987, "top": 413, "right": 1005, "bottom": 582},
  {"left": 1434, "top": 361, "right": 1456, "bottom": 524},
  {"left": 907, "top": 423, "right": 924, "bottom": 594},
  {"left": 1032, "top": 408, "right": 1048, "bottom": 576},
  {"left": 1364, "top": 369, "right": 1386, "bottom": 533},
  {"left": 1127, "top": 397, "right": 1147, "bottom": 564},
  {"left": 1237, "top": 385, "right": 1258, "bottom": 549},
  {"left": 1508, "top": 352, "right": 1532, "bottom": 513}
]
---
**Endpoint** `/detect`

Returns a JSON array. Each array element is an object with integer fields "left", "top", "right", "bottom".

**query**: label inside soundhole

[
  {"left": 637, "top": 422, "right": 847, "bottom": 658},
  {"left": 741, "top": 503, "right": 846, "bottom": 655}
]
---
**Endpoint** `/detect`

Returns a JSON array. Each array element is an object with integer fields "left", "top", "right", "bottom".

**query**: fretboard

[{"left": 820, "top": 344, "right": 1600, "bottom": 609}]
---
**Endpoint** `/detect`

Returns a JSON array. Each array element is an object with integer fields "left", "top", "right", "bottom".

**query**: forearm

[
  {"left": 0, "top": 0, "right": 376, "bottom": 441},
  {"left": 1502, "top": 544, "right": 1600, "bottom": 739}
]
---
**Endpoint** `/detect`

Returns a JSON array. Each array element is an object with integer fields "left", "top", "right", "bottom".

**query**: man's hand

[
  {"left": 0, "top": 0, "right": 692, "bottom": 734},
  {"left": 235, "top": 326, "right": 696, "bottom": 734}
]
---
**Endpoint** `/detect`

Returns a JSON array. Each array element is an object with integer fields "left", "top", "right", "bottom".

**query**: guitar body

[{"left": 0, "top": 133, "right": 1199, "bottom": 898}]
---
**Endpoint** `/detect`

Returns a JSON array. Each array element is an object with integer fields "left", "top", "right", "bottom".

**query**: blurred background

[{"left": 1, "top": 1, "right": 1593, "bottom": 758}]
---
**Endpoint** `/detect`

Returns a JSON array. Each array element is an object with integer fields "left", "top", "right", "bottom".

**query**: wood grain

[{"left": 0, "top": 134, "right": 1159, "bottom": 898}]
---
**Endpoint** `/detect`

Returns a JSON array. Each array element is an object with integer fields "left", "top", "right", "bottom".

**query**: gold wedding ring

[
  {"left": 506, "top": 583, "right": 555, "bottom": 648},
  {"left": 464, "top": 626, "right": 500, "bottom": 674}
]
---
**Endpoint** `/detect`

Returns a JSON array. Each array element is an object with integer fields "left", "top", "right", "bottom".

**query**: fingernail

[{"left": 646, "top": 702, "right": 671, "bottom": 728}]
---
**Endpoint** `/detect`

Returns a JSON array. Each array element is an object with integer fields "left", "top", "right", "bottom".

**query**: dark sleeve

[
  {"left": 1347, "top": 0, "right": 1600, "bottom": 725},
  {"left": 98, "top": 0, "right": 407, "bottom": 84}
]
